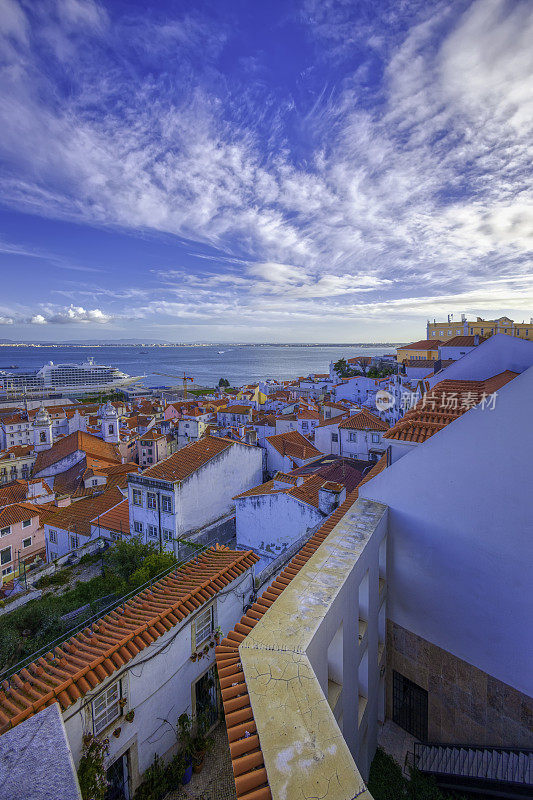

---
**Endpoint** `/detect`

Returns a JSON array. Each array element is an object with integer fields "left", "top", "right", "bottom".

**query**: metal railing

[
  {"left": 0, "top": 543, "right": 211, "bottom": 685},
  {"left": 412, "top": 742, "right": 533, "bottom": 787}
]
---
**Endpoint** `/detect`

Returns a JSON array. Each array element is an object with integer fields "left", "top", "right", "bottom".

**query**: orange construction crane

[{"left": 153, "top": 371, "right": 194, "bottom": 399}]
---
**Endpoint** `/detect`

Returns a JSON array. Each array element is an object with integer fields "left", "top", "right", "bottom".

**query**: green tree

[
  {"left": 103, "top": 537, "right": 158, "bottom": 584},
  {"left": 129, "top": 551, "right": 176, "bottom": 589},
  {"left": 218, "top": 377, "right": 230, "bottom": 387}
]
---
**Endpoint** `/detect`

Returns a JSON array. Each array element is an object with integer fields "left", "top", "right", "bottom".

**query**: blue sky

[{"left": 0, "top": 0, "right": 531, "bottom": 342}]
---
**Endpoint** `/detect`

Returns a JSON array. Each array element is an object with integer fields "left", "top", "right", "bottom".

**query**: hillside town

[{"left": 0, "top": 321, "right": 531, "bottom": 800}]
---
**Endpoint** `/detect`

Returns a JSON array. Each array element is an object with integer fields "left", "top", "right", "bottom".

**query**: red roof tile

[
  {"left": 141, "top": 435, "right": 237, "bottom": 482},
  {"left": 265, "top": 431, "right": 321, "bottom": 460},
  {"left": 215, "top": 456, "right": 388, "bottom": 800},
  {"left": 385, "top": 370, "right": 518, "bottom": 443},
  {"left": 33, "top": 432, "right": 120, "bottom": 474},
  {"left": 338, "top": 409, "right": 388, "bottom": 432},
  {"left": 0, "top": 545, "right": 259, "bottom": 735}
]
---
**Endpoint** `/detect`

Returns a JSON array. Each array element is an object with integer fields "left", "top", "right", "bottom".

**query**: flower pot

[
  {"left": 182, "top": 762, "right": 193, "bottom": 784},
  {"left": 113, "top": 727, "right": 121, "bottom": 738},
  {"left": 124, "top": 710, "right": 135, "bottom": 723}
]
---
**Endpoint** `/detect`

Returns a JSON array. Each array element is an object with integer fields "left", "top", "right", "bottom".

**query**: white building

[
  {"left": 128, "top": 435, "right": 263, "bottom": 553},
  {"left": 234, "top": 472, "right": 346, "bottom": 562},
  {"left": 337, "top": 411, "right": 388, "bottom": 461},
  {"left": 0, "top": 546, "right": 259, "bottom": 799},
  {"left": 264, "top": 431, "right": 321, "bottom": 475}
]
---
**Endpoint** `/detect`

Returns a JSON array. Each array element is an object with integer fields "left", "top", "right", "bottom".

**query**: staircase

[{"left": 410, "top": 742, "right": 533, "bottom": 798}]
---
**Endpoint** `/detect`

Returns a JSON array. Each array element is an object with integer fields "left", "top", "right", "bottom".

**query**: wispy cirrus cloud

[{"left": 0, "top": 0, "right": 531, "bottom": 338}]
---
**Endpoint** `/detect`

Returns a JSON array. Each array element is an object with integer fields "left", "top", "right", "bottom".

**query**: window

[
  {"left": 147, "top": 457, "right": 153, "bottom": 463},
  {"left": 0, "top": 546, "right": 12, "bottom": 566},
  {"left": 22, "top": 537, "right": 32, "bottom": 548},
  {"left": 372, "top": 434, "right": 380, "bottom": 443},
  {"left": 39, "top": 431, "right": 46, "bottom": 443},
  {"left": 93, "top": 681, "right": 122, "bottom": 735},
  {"left": 133, "top": 521, "right": 143, "bottom": 534},
  {"left": 132, "top": 489, "right": 142, "bottom": 506},
  {"left": 194, "top": 606, "right": 213, "bottom": 647},
  {"left": 147, "top": 492, "right": 157, "bottom": 509},
  {"left": 108, "top": 424, "right": 114, "bottom": 434},
  {"left": 162, "top": 529, "right": 173, "bottom": 542},
  {"left": 331, "top": 433, "right": 338, "bottom": 443},
  {"left": 2, "top": 566, "right": 13, "bottom": 577},
  {"left": 349, "top": 432, "right": 357, "bottom": 442},
  {"left": 70, "top": 534, "right": 79, "bottom": 550},
  {"left": 49, "top": 529, "right": 57, "bottom": 543},
  {"left": 393, "top": 671, "right": 428, "bottom": 741},
  {"left": 161, "top": 495, "right": 172, "bottom": 513},
  {"left": 0, "top": 527, "right": 10, "bottom": 537},
  {"left": 147, "top": 524, "right": 158, "bottom": 538}
]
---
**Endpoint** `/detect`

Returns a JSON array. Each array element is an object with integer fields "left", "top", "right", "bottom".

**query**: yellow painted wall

[{"left": 427, "top": 318, "right": 533, "bottom": 342}]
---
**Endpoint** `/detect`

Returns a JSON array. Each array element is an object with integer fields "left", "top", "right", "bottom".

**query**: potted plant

[
  {"left": 124, "top": 709, "right": 135, "bottom": 723},
  {"left": 192, "top": 712, "right": 214, "bottom": 774},
  {"left": 113, "top": 727, "right": 121, "bottom": 738},
  {"left": 213, "top": 625, "right": 222, "bottom": 643},
  {"left": 177, "top": 712, "right": 194, "bottom": 785}
]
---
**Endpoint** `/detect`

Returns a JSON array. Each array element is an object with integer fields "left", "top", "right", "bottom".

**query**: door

[
  {"left": 105, "top": 751, "right": 130, "bottom": 800},
  {"left": 392, "top": 670, "right": 428, "bottom": 741},
  {"left": 195, "top": 666, "right": 219, "bottom": 729}
]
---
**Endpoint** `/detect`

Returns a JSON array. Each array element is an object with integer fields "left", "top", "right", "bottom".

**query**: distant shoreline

[{"left": 0, "top": 342, "right": 404, "bottom": 348}]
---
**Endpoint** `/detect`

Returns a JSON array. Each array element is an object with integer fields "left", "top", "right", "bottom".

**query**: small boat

[{"left": 218, "top": 351, "right": 225, "bottom": 355}]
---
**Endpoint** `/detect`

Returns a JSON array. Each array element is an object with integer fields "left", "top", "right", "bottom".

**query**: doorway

[
  {"left": 392, "top": 670, "right": 428, "bottom": 741},
  {"left": 105, "top": 751, "right": 130, "bottom": 800},
  {"left": 195, "top": 666, "right": 219, "bottom": 729}
]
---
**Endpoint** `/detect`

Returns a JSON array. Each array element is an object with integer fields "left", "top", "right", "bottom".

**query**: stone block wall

[{"left": 386, "top": 621, "right": 532, "bottom": 747}]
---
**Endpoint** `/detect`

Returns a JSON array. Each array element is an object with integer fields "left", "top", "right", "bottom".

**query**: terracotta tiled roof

[
  {"left": 221, "top": 406, "right": 253, "bottom": 415},
  {"left": 233, "top": 481, "right": 277, "bottom": 500},
  {"left": 398, "top": 339, "right": 442, "bottom": 350},
  {"left": 404, "top": 359, "right": 437, "bottom": 368},
  {"left": 43, "top": 487, "right": 125, "bottom": 537},
  {"left": 33, "top": 432, "right": 120, "bottom": 474},
  {"left": 0, "top": 445, "right": 34, "bottom": 458},
  {"left": 385, "top": 370, "right": 518, "bottom": 443},
  {"left": 0, "top": 545, "right": 259, "bottom": 735},
  {"left": 442, "top": 335, "right": 487, "bottom": 347},
  {"left": 215, "top": 456, "right": 388, "bottom": 800},
  {"left": 265, "top": 431, "right": 321, "bottom": 460},
  {"left": 338, "top": 409, "right": 388, "bottom": 432},
  {"left": 141, "top": 435, "right": 236, "bottom": 482},
  {"left": 93, "top": 498, "right": 129, "bottom": 535},
  {"left": 0, "top": 482, "right": 29, "bottom": 507},
  {"left": 0, "top": 503, "right": 40, "bottom": 527}
]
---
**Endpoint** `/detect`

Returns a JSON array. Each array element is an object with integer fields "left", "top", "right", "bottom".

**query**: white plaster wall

[
  {"left": 360, "top": 365, "right": 533, "bottom": 697},
  {"left": 176, "top": 443, "right": 262, "bottom": 536},
  {"left": 313, "top": 423, "right": 340, "bottom": 456},
  {"left": 236, "top": 493, "right": 324, "bottom": 556},
  {"left": 63, "top": 569, "right": 254, "bottom": 788},
  {"left": 304, "top": 505, "right": 388, "bottom": 781},
  {"left": 340, "top": 430, "right": 383, "bottom": 460},
  {"left": 427, "top": 334, "right": 533, "bottom": 388}
]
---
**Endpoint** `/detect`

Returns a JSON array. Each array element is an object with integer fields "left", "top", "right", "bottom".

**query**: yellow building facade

[
  {"left": 427, "top": 316, "right": 533, "bottom": 342},
  {"left": 396, "top": 340, "right": 441, "bottom": 364}
]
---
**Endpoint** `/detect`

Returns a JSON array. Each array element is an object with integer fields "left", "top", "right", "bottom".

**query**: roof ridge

[{"left": 0, "top": 547, "right": 259, "bottom": 735}]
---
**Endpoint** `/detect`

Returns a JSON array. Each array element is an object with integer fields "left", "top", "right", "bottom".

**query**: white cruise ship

[{"left": 0, "top": 358, "right": 142, "bottom": 397}]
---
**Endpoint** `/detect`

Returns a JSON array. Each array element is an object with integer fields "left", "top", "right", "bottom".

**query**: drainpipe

[{"left": 157, "top": 490, "right": 163, "bottom": 553}]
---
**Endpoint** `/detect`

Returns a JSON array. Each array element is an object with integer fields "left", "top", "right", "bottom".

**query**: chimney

[
  {"left": 318, "top": 482, "right": 346, "bottom": 515},
  {"left": 474, "top": 334, "right": 479, "bottom": 345},
  {"left": 55, "top": 496, "right": 71, "bottom": 507}
]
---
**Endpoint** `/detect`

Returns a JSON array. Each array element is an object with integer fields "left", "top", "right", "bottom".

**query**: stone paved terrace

[{"left": 167, "top": 723, "right": 237, "bottom": 800}]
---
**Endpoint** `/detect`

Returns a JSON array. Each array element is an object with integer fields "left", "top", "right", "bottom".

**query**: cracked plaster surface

[{"left": 239, "top": 498, "right": 387, "bottom": 800}]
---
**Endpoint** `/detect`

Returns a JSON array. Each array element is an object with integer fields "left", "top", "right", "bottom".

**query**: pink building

[{"left": 0, "top": 503, "right": 46, "bottom": 584}]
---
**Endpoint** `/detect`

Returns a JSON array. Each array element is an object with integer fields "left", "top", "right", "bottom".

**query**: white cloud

[{"left": 0, "top": 0, "right": 531, "bottom": 338}]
